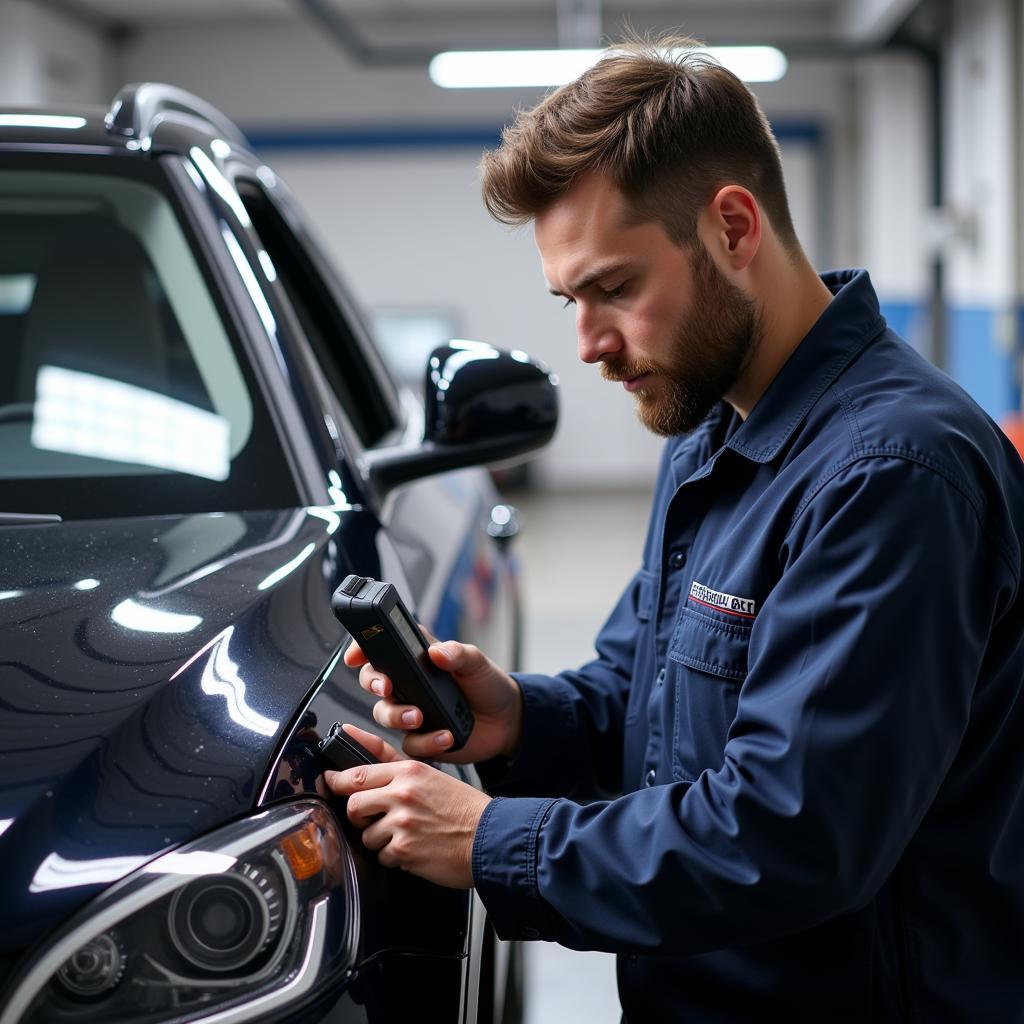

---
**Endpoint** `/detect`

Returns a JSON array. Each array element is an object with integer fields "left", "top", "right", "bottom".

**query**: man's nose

[{"left": 576, "top": 307, "right": 622, "bottom": 364}]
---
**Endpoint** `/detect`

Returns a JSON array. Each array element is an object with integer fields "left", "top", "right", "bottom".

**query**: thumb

[{"left": 427, "top": 640, "right": 476, "bottom": 673}]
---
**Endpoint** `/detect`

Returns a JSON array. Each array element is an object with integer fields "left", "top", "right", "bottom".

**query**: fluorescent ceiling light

[{"left": 429, "top": 46, "right": 787, "bottom": 89}]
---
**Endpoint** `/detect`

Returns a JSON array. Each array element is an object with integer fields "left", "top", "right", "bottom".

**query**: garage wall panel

[{"left": 0, "top": 0, "right": 114, "bottom": 106}]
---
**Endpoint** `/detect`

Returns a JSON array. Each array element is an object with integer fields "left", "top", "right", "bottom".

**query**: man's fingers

[
  {"left": 345, "top": 789, "right": 394, "bottom": 827},
  {"left": 427, "top": 640, "right": 480, "bottom": 673},
  {"left": 427, "top": 641, "right": 458, "bottom": 670},
  {"left": 401, "top": 730, "right": 454, "bottom": 758},
  {"left": 323, "top": 761, "right": 397, "bottom": 797},
  {"left": 372, "top": 701, "right": 423, "bottom": 731},
  {"left": 359, "top": 662, "right": 392, "bottom": 698},
  {"left": 343, "top": 640, "right": 368, "bottom": 668},
  {"left": 360, "top": 819, "right": 393, "bottom": 852},
  {"left": 340, "top": 722, "right": 401, "bottom": 763}
]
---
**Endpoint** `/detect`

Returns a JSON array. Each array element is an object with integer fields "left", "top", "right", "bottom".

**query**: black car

[{"left": 0, "top": 83, "right": 557, "bottom": 1024}]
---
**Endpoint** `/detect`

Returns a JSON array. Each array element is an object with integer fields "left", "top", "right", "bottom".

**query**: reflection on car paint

[
  {"left": 198, "top": 626, "right": 279, "bottom": 737},
  {"left": 30, "top": 851, "right": 150, "bottom": 894}
]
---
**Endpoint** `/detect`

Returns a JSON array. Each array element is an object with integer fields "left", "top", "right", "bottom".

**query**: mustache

[{"left": 599, "top": 357, "right": 659, "bottom": 383}]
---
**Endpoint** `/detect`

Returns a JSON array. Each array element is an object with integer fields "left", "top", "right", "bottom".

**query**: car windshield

[{"left": 0, "top": 156, "right": 298, "bottom": 519}]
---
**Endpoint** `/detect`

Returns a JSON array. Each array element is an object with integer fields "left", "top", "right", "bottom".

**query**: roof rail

[{"left": 105, "top": 83, "right": 248, "bottom": 147}]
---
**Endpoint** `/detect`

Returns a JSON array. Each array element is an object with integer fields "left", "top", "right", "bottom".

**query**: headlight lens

[{"left": 3, "top": 800, "right": 357, "bottom": 1024}]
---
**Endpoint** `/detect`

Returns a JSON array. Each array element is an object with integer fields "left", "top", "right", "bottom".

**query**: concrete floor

[{"left": 505, "top": 488, "right": 654, "bottom": 1024}]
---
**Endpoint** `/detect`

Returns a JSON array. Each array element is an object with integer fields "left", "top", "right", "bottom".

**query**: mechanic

[{"left": 326, "top": 36, "right": 1024, "bottom": 1021}]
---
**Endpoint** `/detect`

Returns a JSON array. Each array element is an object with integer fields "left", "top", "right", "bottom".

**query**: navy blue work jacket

[{"left": 472, "top": 269, "right": 1024, "bottom": 1021}]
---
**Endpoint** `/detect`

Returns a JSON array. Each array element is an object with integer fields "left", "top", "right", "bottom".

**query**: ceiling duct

[
  {"left": 293, "top": 0, "right": 436, "bottom": 66},
  {"left": 296, "top": 0, "right": 604, "bottom": 69}
]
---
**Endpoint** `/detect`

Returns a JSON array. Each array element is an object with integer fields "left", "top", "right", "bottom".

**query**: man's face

[{"left": 535, "top": 173, "right": 762, "bottom": 436}]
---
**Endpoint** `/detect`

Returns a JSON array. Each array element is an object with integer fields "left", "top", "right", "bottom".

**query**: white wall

[
  {"left": 853, "top": 52, "right": 931, "bottom": 301},
  {"left": 0, "top": 0, "right": 115, "bottom": 107},
  {"left": 270, "top": 149, "right": 668, "bottom": 489},
  {"left": 938, "top": 0, "right": 1021, "bottom": 417},
  {"left": 944, "top": 0, "right": 1017, "bottom": 308}
]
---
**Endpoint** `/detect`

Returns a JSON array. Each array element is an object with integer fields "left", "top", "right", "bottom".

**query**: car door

[{"left": 212, "top": 154, "right": 517, "bottom": 1023}]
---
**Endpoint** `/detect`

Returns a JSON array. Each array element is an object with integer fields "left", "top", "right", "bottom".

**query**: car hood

[{"left": 0, "top": 506, "right": 375, "bottom": 955}]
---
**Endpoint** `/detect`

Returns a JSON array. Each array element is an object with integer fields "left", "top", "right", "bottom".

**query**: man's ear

[{"left": 701, "top": 186, "right": 761, "bottom": 271}]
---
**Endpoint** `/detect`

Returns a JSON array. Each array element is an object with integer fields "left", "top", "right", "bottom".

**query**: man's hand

[
  {"left": 323, "top": 724, "right": 491, "bottom": 889},
  {"left": 344, "top": 633, "right": 523, "bottom": 764}
]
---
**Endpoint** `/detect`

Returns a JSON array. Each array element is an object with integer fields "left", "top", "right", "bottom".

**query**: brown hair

[{"left": 481, "top": 34, "right": 799, "bottom": 254}]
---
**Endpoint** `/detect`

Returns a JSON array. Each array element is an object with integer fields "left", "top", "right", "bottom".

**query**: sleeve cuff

[
  {"left": 475, "top": 673, "right": 579, "bottom": 795},
  {"left": 471, "top": 794, "right": 563, "bottom": 941}
]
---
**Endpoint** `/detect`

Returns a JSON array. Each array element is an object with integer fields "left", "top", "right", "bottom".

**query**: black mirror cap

[
  {"left": 424, "top": 341, "right": 558, "bottom": 448},
  {"left": 363, "top": 342, "right": 559, "bottom": 500}
]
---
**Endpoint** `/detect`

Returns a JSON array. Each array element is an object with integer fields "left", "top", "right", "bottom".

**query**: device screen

[{"left": 389, "top": 603, "right": 428, "bottom": 653}]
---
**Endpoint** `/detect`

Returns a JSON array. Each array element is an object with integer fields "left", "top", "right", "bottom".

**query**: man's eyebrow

[{"left": 547, "top": 260, "right": 632, "bottom": 297}]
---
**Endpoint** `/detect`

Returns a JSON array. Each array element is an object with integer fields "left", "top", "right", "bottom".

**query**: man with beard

[{"left": 327, "top": 37, "right": 1024, "bottom": 1021}]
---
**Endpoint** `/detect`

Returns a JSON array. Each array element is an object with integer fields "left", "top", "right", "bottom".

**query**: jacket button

[
  {"left": 521, "top": 926, "right": 540, "bottom": 939},
  {"left": 669, "top": 551, "right": 686, "bottom": 569},
  {"left": 644, "top": 769, "right": 656, "bottom": 787}
]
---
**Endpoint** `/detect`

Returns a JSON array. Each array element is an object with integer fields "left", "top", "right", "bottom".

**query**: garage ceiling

[
  {"left": 63, "top": 0, "right": 833, "bottom": 20},
  {"left": 43, "top": 0, "right": 925, "bottom": 51}
]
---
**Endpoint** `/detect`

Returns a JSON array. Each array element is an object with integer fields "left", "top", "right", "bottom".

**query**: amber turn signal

[{"left": 279, "top": 821, "right": 324, "bottom": 881}]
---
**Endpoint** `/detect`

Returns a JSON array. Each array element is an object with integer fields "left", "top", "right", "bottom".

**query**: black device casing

[
  {"left": 319, "top": 721, "right": 379, "bottom": 771},
  {"left": 331, "top": 576, "right": 474, "bottom": 751}
]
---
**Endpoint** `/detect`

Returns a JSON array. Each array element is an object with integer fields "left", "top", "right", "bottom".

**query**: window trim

[{"left": 232, "top": 174, "right": 405, "bottom": 449}]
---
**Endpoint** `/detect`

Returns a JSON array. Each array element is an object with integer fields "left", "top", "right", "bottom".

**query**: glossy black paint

[
  {"left": 0, "top": 510, "right": 344, "bottom": 952},
  {"left": 364, "top": 343, "right": 558, "bottom": 499},
  {"left": 426, "top": 343, "right": 558, "bottom": 446},
  {"left": 0, "top": 85, "right": 544, "bottom": 1023}
]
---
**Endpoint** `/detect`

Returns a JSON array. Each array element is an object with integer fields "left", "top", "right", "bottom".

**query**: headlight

[{"left": 1, "top": 800, "right": 357, "bottom": 1024}]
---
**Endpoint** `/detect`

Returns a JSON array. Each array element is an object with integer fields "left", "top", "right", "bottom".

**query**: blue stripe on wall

[
  {"left": 874, "top": 300, "right": 1022, "bottom": 420},
  {"left": 947, "top": 306, "right": 1018, "bottom": 421},
  {"left": 244, "top": 124, "right": 505, "bottom": 151},
  {"left": 1016, "top": 308, "right": 1024, "bottom": 411},
  {"left": 878, "top": 301, "right": 929, "bottom": 355},
  {"left": 244, "top": 120, "right": 822, "bottom": 153}
]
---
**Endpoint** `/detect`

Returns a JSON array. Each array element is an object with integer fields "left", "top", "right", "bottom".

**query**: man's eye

[
  {"left": 602, "top": 282, "right": 627, "bottom": 300},
  {"left": 562, "top": 297, "right": 576, "bottom": 309}
]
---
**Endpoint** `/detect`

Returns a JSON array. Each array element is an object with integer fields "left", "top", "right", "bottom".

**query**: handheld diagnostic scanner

[{"left": 331, "top": 575, "right": 474, "bottom": 751}]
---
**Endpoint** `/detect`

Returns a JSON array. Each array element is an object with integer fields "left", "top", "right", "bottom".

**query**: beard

[{"left": 600, "top": 242, "right": 762, "bottom": 437}]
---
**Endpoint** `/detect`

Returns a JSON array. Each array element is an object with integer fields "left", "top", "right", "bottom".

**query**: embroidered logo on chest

[{"left": 688, "top": 581, "right": 757, "bottom": 620}]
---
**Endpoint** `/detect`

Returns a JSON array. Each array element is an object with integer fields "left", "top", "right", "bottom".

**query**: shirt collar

[{"left": 723, "top": 268, "right": 886, "bottom": 464}]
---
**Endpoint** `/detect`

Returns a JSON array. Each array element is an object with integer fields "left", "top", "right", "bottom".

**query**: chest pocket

[{"left": 667, "top": 606, "right": 750, "bottom": 782}]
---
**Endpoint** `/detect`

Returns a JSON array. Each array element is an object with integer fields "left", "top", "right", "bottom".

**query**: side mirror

[{"left": 363, "top": 341, "right": 558, "bottom": 500}]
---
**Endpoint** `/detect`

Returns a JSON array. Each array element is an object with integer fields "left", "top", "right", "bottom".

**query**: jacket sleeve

[{"left": 472, "top": 456, "right": 1018, "bottom": 952}]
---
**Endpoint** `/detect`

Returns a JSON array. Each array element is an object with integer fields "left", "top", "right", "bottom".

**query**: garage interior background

[
  {"left": 4, "top": 2, "right": 1021, "bottom": 1019},
  {"left": 3, "top": 0, "right": 1022, "bottom": 494}
]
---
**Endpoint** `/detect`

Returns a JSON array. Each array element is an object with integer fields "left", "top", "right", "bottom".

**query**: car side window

[
  {"left": 234, "top": 178, "right": 399, "bottom": 449},
  {"left": 0, "top": 162, "right": 298, "bottom": 518}
]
